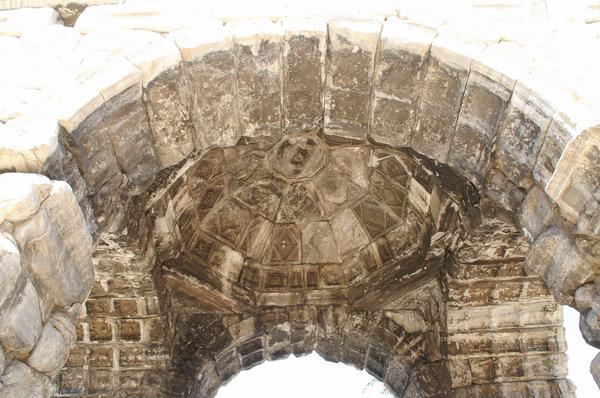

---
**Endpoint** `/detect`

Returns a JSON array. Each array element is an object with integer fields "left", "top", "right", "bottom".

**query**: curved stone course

[{"left": 1, "top": 0, "right": 600, "bottom": 396}]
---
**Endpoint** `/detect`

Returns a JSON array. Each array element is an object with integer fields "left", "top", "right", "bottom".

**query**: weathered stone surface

[
  {"left": 0, "top": 173, "right": 52, "bottom": 225},
  {"left": 533, "top": 120, "right": 570, "bottom": 188},
  {"left": 448, "top": 71, "right": 511, "bottom": 185},
  {"left": 0, "top": 281, "right": 42, "bottom": 356},
  {"left": 324, "top": 19, "right": 380, "bottom": 141},
  {"left": 186, "top": 36, "right": 240, "bottom": 149},
  {"left": 0, "top": 346, "right": 4, "bottom": 376},
  {"left": 0, "top": 234, "right": 21, "bottom": 310},
  {"left": 27, "top": 322, "right": 70, "bottom": 374},
  {"left": 519, "top": 185, "right": 557, "bottom": 241},
  {"left": 232, "top": 20, "right": 283, "bottom": 145},
  {"left": 370, "top": 17, "right": 434, "bottom": 147},
  {"left": 0, "top": 9, "right": 590, "bottom": 398},
  {"left": 302, "top": 221, "right": 340, "bottom": 264},
  {"left": 527, "top": 228, "right": 600, "bottom": 304},
  {"left": 412, "top": 37, "right": 474, "bottom": 163},
  {"left": 283, "top": 19, "right": 326, "bottom": 134},
  {"left": 102, "top": 85, "right": 161, "bottom": 194},
  {"left": 495, "top": 94, "right": 551, "bottom": 189},
  {"left": 143, "top": 66, "right": 195, "bottom": 167},
  {"left": 592, "top": 352, "right": 600, "bottom": 389},
  {"left": 14, "top": 181, "right": 93, "bottom": 308},
  {"left": 0, "top": 361, "right": 33, "bottom": 398}
]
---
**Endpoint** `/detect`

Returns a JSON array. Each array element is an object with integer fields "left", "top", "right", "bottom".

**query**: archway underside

[
  {"left": 56, "top": 136, "right": 572, "bottom": 398},
  {"left": 3, "top": 6, "right": 600, "bottom": 398}
]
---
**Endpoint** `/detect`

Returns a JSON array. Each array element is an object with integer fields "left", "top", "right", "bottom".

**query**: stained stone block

[
  {"left": 143, "top": 65, "right": 195, "bottom": 167},
  {"left": 27, "top": 322, "right": 70, "bottom": 374},
  {"left": 186, "top": 34, "right": 240, "bottom": 149},
  {"left": 0, "top": 234, "right": 21, "bottom": 310},
  {"left": 331, "top": 208, "right": 370, "bottom": 257},
  {"left": 283, "top": 19, "right": 326, "bottom": 133},
  {"left": 102, "top": 85, "right": 161, "bottom": 194},
  {"left": 68, "top": 97, "right": 125, "bottom": 215},
  {"left": 14, "top": 181, "right": 93, "bottom": 308},
  {"left": 592, "top": 352, "right": 600, "bottom": 389},
  {"left": 448, "top": 71, "right": 511, "bottom": 185},
  {"left": 550, "top": 134, "right": 600, "bottom": 226},
  {"left": 526, "top": 228, "right": 600, "bottom": 304},
  {"left": 302, "top": 221, "right": 340, "bottom": 264},
  {"left": 232, "top": 20, "right": 283, "bottom": 145},
  {"left": 0, "top": 361, "right": 33, "bottom": 398},
  {"left": 0, "top": 281, "right": 42, "bottom": 356},
  {"left": 533, "top": 120, "right": 570, "bottom": 188},
  {"left": 519, "top": 185, "right": 557, "bottom": 242},
  {"left": 370, "top": 18, "right": 434, "bottom": 147},
  {"left": 495, "top": 94, "right": 551, "bottom": 189},
  {"left": 325, "top": 19, "right": 380, "bottom": 141},
  {"left": 0, "top": 173, "right": 52, "bottom": 224},
  {"left": 412, "top": 38, "right": 471, "bottom": 163},
  {"left": 575, "top": 283, "right": 598, "bottom": 313}
]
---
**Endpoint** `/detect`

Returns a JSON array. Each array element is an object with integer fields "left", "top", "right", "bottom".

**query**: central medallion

[{"left": 271, "top": 133, "right": 328, "bottom": 179}]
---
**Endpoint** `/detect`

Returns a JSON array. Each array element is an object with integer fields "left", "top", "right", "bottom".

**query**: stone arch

[
  {"left": 175, "top": 307, "right": 445, "bottom": 397},
  {"left": 1, "top": 2, "right": 600, "bottom": 397}
]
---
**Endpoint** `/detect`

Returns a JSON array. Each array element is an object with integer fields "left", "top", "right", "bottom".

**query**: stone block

[
  {"left": 87, "top": 369, "right": 114, "bottom": 393},
  {"left": 302, "top": 221, "right": 340, "bottom": 264},
  {"left": 77, "top": 55, "right": 141, "bottom": 104},
  {"left": 143, "top": 65, "right": 195, "bottom": 167},
  {"left": 120, "top": 320, "right": 141, "bottom": 342},
  {"left": 0, "top": 114, "right": 59, "bottom": 174},
  {"left": 14, "top": 181, "right": 93, "bottom": 308},
  {"left": 89, "top": 319, "right": 112, "bottom": 342},
  {"left": 283, "top": 18, "right": 326, "bottom": 133},
  {"left": 120, "top": 346, "right": 144, "bottom": 368},
  {"left": 0, "top": 173, "right": 52, "bottom": 225},
  {"left": 27, "top": 322, "right": 70, "bottom": 374},
  {"left": 102, "top": 85, "right": 161, "bottom": 194},
  {"left": 448, "top": 71, "right": 511, "bottom": 185},
  {"left": 114, "top": 298, "right": 138, "bottom": 316},
  {"left": 185, "top": 34, "right": 240, "bottom": 149},
  {"left": 0, "top": 234, "right": 21, "bottom": 310},
  {"left": 0, "top": 281, "right": 42, "bottom": 356},
  {"left": 58, "top": 368, "right": 84, "bottom": 395},
  {"left": 325, "top": 19, "right": 380, "bottom": 141},
  {"left": 592, "top": 352, "right": 600, "bottom": 389},
  {"left": 89, "top": 346, "right": 114, "bottom": 368},
  {"left": 0, "top": 361, "right": 33, "bottom": 398},
  {"left": 232, "top": 20, "right": 283, "bottom": 145},
  {"left": 526, "top": 228, "right": 600, "bottom": 304},
  {"left": 518, "top": 185, "right": 557, "bottom": 242},
  {"left": 533, "top": 120, "right": 570, "bottom": 188},
  {"left": 495, "top": 94, "right": 551, "bottom": 189}
]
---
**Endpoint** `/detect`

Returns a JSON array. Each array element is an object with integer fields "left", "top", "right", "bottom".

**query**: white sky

[
  {"left": 564, "top": 306, "right": 599, "bottom": 397},
  {"left": 217, "top": 307, "right": 599, "bottom": 397}
]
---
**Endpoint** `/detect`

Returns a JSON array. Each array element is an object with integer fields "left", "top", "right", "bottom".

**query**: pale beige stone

[
  {"left": 0, "top": 233, "right": 21, "bottom": 310},
  {"left": 0, "top": 173, "right": 52, "bottom": 224},
  {"left": 0, "top": 115, "right": 59, "bottom": 174},
  {"left": 27, "top": 322, "right": 69, "bottom": 374},
  {"left": 0, "top": 281, "right": 42, "bottom": 356}
]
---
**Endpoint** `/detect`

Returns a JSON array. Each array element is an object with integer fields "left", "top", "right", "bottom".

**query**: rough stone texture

[
  {"left": 592, "top": 352, "right": 600, "bottom": 389},
  {"left": 143, "top": 66, "right": 195, "bottom": 168},
  {"left": 370, "top": 17, "right": 434, "bottom": 148},
  {"left": 0, "top": 173, "right": 92, "bottom": 397},
  {"left": 3, "top": 2, "right": 600, "bottom": 397},
  {"left": 324, "top": 19, "right": 380, "bottom": 142}
]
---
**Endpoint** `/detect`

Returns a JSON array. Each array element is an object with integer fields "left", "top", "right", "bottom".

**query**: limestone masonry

[{"left": 1, "top": 0, "right": 600, "bottom": 397}]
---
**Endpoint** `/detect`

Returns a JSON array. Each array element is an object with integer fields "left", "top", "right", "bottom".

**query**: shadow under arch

[{"left": 177, "top": 306, "right": 448, "bottom": 398}]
